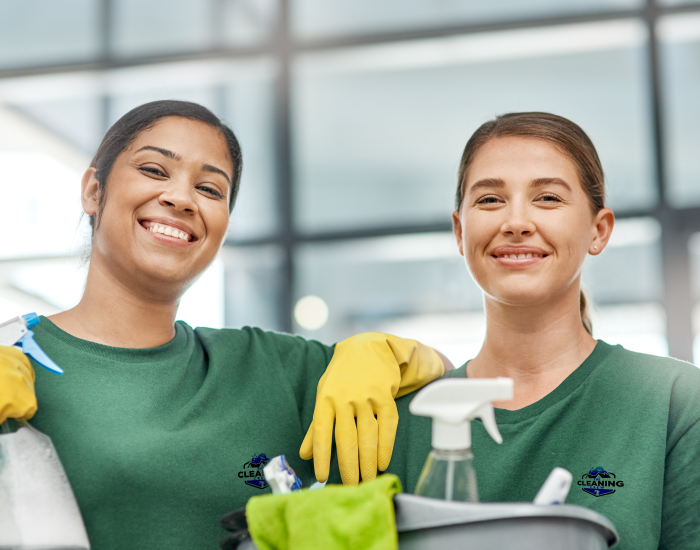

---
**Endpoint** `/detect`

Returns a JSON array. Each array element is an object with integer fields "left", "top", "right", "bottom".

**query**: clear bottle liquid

[
  {"left": 414, "top": 448, "right": 479, "bottom": 502},
  {"left": 0, "top": 418, "right": 91, "bottom": 549}
]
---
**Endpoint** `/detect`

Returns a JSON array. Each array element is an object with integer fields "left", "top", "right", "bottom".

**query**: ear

[
  {"left": 452, "top": 210, "right": 465, "bottom": 257},
  {"left": 589, "top": 208, "right": 615, "bottom": 256},
  {"left": 81, "top": 167, "right": 100, "bottom": 217}
]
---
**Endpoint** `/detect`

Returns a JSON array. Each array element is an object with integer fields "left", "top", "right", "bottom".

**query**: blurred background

[{"left": 1, "top": 0, "right": 700, "bottom": 367}]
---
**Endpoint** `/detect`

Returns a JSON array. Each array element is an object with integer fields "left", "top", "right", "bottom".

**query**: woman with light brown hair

[{"left": 380, "top": 112, "right": 700, "bottom": 549}]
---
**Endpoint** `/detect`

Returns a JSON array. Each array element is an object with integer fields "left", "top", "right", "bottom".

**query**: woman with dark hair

[
  {"left": 0, "top": 100, "right": 449, "bottom": 548},
  {"left": 358, "top": 112, "right": 700, "bottom": 549}
]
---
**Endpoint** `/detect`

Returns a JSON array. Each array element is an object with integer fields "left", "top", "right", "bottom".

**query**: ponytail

[{"left": 580, "top": 287, "right": 593, "bottom": 335}]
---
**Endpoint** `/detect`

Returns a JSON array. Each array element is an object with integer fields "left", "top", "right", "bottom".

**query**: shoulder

[
  {"left": 597, "top": 342, "right": 700, "bottom": 438},
  {"left": 188, "top": 323, "right": 334, "bottom": 359},
  {"left": 599, "top": 341, "right": 700, "bottom": 388}
]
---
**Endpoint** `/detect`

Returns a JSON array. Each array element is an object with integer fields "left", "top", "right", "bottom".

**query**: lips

[
  {"left": 138, "top": 218, "right": 198, "bottom": 245},
  {"left": 490, "top": 246, "right": 550, "bottom": 268},
  {"left": 491, "top": 246, "right": 549, "bottom": 259},
  {"left": 143, "top": 222, "right": 191, "bottom": 241}
]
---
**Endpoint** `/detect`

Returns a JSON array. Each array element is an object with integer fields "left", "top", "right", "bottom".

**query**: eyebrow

[
  {"left": 136, "top": 145, "right": 232, "bottom": 185},
  {"left": 202, "top": 163, "right": 232, "bottom": 185},
  {"left": 468, "top": 176, "right": 572, "bottom": 194},
  {"left": 136, "top": 145, "right": 181, "bottom": 160},
  {"left": 468, "top": 178, "right": 505, "bottom": 194},
  {"left": 530, "top": 177, "right": 572, "bottom": 191}
]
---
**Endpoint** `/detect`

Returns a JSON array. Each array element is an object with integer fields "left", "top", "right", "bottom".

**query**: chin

[
  {"left": 137, "top": 259, "right": 198, "bottom": 288},
  {"left": 484, "top": 284, "right": 558, "bottom": 308}
]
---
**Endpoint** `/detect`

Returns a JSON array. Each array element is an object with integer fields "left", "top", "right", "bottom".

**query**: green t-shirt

[
  {"left": 357, "top": 341, "right": 700, "bottom": 550},
  {"left": 29, "top": 317, "right": 334, "bottom": 549}
]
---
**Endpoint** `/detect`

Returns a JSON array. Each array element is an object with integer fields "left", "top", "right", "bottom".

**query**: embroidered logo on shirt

[
  {"left": 239, "top": 453, "right": 270, "bottom": 489},
  {"left": 578, "top": 466, "right": 624, "bottom": 497}
]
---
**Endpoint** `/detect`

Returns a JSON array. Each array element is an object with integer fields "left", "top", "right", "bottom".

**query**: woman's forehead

[
  {"left": 467, "top": 136, "right": 581, "bottom": 187},
  {"left": 128, "top": 117, "right": 232, "bottom": 170}
]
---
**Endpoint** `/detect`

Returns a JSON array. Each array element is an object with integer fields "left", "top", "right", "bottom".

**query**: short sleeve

[
  {"left": 267, "top": 331, "right": 335, "bottom": 433},
  {"left": 659, "top": 367, "right": 700, "bottom": 549}
]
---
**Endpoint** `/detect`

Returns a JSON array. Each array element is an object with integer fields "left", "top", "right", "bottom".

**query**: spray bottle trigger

[
  {"left": 17, "top": 330, "right": 64, "bottom": 375},
  {"left": 476, "top": 403, "right": 503, "bottom": 444}
]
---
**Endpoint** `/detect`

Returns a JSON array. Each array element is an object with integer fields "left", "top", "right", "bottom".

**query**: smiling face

[
  {"left": 82, "top": 116, "right": 233, "bottom": 301},
  {"left": 452, "top": 136, "right": 613, "bottom": 309}
]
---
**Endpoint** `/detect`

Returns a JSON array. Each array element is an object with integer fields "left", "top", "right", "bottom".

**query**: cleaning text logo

[
  {"left": 239, "top": 453, "right": 270, "bottom": 489},
  {"left": 578, "top": 466, "right": 624, "bottom": 497}
]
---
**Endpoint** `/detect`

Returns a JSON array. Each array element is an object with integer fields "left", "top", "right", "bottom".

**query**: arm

[
  {"left": 299, "top": 333, "right": 446, "bottom": 485},
  {"left": 434, "top": 350, "right": 455, "bottom": 373},
  {"left": 0, "top": 346, "right": 37, "bottom": 423},
  {"left": 659, "top": 370, "right": 700, "bottom": 549}
]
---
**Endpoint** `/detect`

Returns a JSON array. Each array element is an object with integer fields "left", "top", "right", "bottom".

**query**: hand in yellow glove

[
  {"left": 299, "top": 333, "right": 446, "bottom": 485},
  {"left": 0, "top": 346, "right": 37, "bottom": 424}
]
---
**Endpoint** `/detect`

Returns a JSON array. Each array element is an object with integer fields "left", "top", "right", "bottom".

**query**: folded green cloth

[{"left": 246, "top": 474, "right": 402, "bottom": 550}]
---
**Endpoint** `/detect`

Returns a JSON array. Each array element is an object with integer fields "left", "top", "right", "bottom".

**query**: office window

[
  {"left": 659, "top": 14, "right": 700, "bottom": 207},
  {"left": 291, "top": 0, "right": 642, "bottom": 39},
  {"left": 293, "top": 21, "right": 655, "bottom": 234},
  {"left": 111, "top": 0, "right": 217, "bottom": 57},
  {"left": 0, "top": 0, "right": 99, "bottom": 69}
]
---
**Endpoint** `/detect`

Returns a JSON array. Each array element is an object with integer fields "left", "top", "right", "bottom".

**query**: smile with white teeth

[
  {"left": 146, "top": 223, "right": 191, "bottom": 241},
  {"left": 498, "top": 253, "right": 545, "bottom": 259}
]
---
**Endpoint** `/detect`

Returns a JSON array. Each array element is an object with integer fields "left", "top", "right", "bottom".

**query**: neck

[
  {"left": 49, "top": 258, "right": 180, "bottom": 348},
  {"left": 468, "top": 285, "right": 596, "bottom": 410}
]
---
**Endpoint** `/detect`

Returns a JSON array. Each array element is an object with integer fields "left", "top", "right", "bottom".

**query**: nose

[
  {"left": 158, "top": 178, "right": 197, "bottom": 214},
  {"left": 500, "top": 203, "right": 536, "bottom": 237}
]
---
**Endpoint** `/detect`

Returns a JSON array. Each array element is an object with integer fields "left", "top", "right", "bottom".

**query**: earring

[{"left": 593, "top": 245, "right": 598, "bottom": 250}]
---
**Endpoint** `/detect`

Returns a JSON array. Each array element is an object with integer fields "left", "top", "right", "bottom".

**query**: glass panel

[
  {"left": 223, "top": 66, "right": 279, "bottom": 240},
  {"left": 658, "top": 0, "right": 700, "bottom": 5},
  {"left": 0, "top": 257, "right": 87, "bottom": 319},
  {"left": 688, "top": 233, "right": 700, "bottom": 364},
  {"left": 582, "top": 217, "right": 663, "bottom": 305},
  {"left": 0, "top": 256, "right": 225, "bottom": 328},
  {"left": 690, "top": 233, "right": 700, "bottom": 300},
  {"left": 583, "top": 217, "right": 667, "bottom": 354},
  {"left": 291, "top": 0, "right": 641, "bottom": 40},
  {"left": 221, "top": 245, "right": 283, "bottom": 331},
  {"left": 178, "top": 257, "right": 225, "bottom": 328},
  {"left": 592, "top": 303, "right": 668, "bottom": 357},
  {"left": 0, "top": 102, "right": 89, "bottom": 259},
  {"left": 658, "top": 14, "right": 700, "bottom": 207},
  {"left": 111, "top": 0, "right": 216, "bottom": 57},
  {"left": 0, "top": 0, "right": 100, "bottom": 69},
  {"left": 222, "top": 0, "right": 279, "bottom": 46},
  {"left": 293, "top": 21, "right": 656, "bottom": 234},
  {"left": 107, "top": 60, "right": 278, "bottom": 239},
  {"left": 294, "top": 233, "right": 484, "bottom": 366},
  {"left": 12, "top": 97, "right": 104, "bottom": 157}
]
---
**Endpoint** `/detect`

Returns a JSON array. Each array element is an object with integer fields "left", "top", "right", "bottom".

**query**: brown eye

[
  {"left": 139, "top": 166, "right": 166, "bottom": 177},
  {"left": 477, "top": 196, "right": 500, "bottom": 205},
  {"left": 198, "top": 185, "right": 224, "bottom": 199}
]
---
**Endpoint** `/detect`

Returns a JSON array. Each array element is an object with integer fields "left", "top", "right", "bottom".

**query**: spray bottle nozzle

[
  {"left": 0, "top": 313, "right": 63, "bottom": 375},
  {"left": 409, "top": 378, "right": 513, "bottom": 451}
]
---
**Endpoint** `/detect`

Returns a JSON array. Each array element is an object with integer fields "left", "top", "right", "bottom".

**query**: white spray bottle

[
  {"left": 410, "top": 378, "right": 513, "bottom": 502},
  {"left": 0, "top": 313, "right": 90, "bottom": 549}
]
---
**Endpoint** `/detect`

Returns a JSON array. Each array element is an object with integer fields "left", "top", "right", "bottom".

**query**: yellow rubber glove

[
  {"left": 299, "top": 333, "right": 445, "bottom": 485},
  {"left": 0, "top": 346, "right": 37, "bottom": 424}
]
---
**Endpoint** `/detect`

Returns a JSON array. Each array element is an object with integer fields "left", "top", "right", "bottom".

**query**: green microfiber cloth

[{"left": 246, "top": 474, "right": 402, "bottom": 550}]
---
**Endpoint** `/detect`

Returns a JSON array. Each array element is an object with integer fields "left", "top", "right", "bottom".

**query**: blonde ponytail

[{"left": 580, "top": 287, "right": 593, "bottom": 335}]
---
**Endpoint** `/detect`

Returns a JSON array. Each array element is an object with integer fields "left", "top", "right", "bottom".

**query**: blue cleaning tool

[
  {"left": 263, "top": 455, "right": 303, "bottom": 495},
  {"left": 0, "top": 313, "right": 63, "bottom": 375}
]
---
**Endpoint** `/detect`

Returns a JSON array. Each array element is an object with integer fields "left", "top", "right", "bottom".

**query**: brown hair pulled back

[{"left": 455, "top": 112, "right": 605, "bottom": 335}]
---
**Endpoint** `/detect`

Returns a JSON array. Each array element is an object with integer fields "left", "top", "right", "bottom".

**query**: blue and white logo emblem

[
  {"left": 239, "top": 453, "right": 270, "bottom": 489},
  {"left": 578, "top": 466, "right": 624, "bottom": 497}
]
